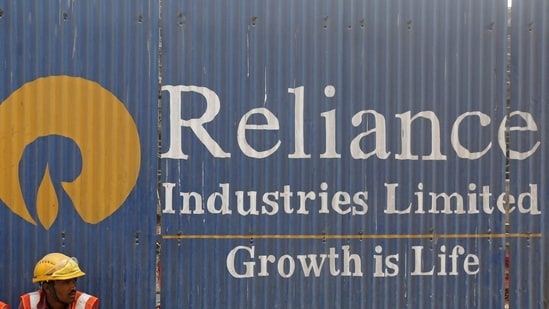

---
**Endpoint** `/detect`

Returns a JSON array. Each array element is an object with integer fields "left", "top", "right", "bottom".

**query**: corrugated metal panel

[
  {"left": 8, "top": 0, "right": 547, "bottom": 308},
  {"left": 0, "top": 1, "right": 158, "bottom": 308},
  {"left": 160, "top": 0, "right": 508, "bottom": 308},
  {"left": 510, "top": 0, "right": 548, "bottom": 308}
]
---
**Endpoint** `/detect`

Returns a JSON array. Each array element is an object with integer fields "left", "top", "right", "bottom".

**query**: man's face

[{"left": 45, "top": 279, "right": 77, "bottom": 304}]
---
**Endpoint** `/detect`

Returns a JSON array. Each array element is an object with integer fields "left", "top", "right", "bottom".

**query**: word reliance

[{"left": 161, "top": 84, "right": 540, "bottom": 161}]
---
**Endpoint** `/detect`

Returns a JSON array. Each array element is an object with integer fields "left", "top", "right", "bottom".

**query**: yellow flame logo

[{"left": 0, "top": 76, "right": 141, "bottom": 229}]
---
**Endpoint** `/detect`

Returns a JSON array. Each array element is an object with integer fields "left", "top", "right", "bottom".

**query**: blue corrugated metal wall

[
  {"left": 1, "top": 0, "right": 547, "bottom": 308},
  {"left": 159, "top": 0, "right": 513, "bottom": 308},
  {"left": 510, "top": 0, "right": 548, "bottom": 308},
  {"left": 0, "top": 1, "right": 158, "bottom": 308}
]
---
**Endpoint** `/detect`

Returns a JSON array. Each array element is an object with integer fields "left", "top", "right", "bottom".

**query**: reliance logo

[{"left": 0, "top": 76, "right": 141, "bottom": 229}]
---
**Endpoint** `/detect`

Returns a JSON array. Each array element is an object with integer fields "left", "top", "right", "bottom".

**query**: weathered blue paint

[
  {"left": 159, "top": 0, "right": 512, "bottom": 308},
  {"left": 1, "top": 0, "right": 546, "bottom": 308},
  {"left": 0, "top": 1, "right": 158, "bottom": 308},
  {"left": 510, "top": 0, "right": 548, "bottom": 308}
]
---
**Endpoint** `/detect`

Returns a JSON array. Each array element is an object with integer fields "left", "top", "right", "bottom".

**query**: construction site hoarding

[
  {"left": 0, "top": 0, "right": 547, "bottom": 308},
  {"left": 159, "top": 0, "right": 520, "bottom": 308},
  {"left": 509, "top": 0, "right": 548, "bottom": 307},
  {"left": 0, "top": 1, "right": 158, "bottom": 308}
]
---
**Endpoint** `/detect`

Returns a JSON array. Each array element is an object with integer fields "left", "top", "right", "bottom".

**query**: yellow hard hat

[{"left": 32, "top": 253, "right": 86, "bottom": 283}]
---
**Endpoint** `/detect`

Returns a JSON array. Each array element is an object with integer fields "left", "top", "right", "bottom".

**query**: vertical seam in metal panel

[
  {"left": 504, "top": 2, "right": 512, "bottom": 308},
  {"left": 156, "top": 1, "right": 163, "bottom": 308}
]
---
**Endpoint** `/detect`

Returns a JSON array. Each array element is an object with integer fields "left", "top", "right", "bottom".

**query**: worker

[
  {"left": 0, "top": 301, "right": 10, "bottom": 309},
  {"left": 18, "top": 253, "right": 98, "bottom": 309}
]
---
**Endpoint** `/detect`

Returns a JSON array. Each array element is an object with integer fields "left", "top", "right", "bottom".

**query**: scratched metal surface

[
  {"left": 2, "top": 0, "right": 544, "bottom": 308},
  {"left": 159, "top": 0, "right": 509, "bottom": 308},
  {"left": 0, "top": 1, "right": 158, "bottom": 308},
  {"left": 509, "top": 0, "right": 549, "bottom": 307}
]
